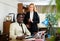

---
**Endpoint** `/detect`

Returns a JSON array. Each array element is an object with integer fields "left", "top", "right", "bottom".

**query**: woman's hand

[
  {"left": 26, "top": 24, "right": 30, "bottom": 28},
  {"left": 28, "top": 19, "right": 33, "bottom": 23},
  {"left": 28, "top": 19, "right": 31, "bottom": 22}
]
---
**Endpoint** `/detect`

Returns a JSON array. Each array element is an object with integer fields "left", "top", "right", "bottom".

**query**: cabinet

[
  {"left": 0, "top": 33, "right": 9, "bottom": 41},
  {"left": 3, "top": 21, "right": 11, "bottom": 41}
]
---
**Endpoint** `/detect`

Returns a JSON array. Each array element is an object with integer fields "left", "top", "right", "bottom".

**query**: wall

[
  {"left": 0, "top": 0, "right": 18, "bottom": 33},
  {"left": 38, "top": 13, "right": 46, "bottom": 28},
  {"left": 18, "top": 0, "right": 56, "bottom": 5}
]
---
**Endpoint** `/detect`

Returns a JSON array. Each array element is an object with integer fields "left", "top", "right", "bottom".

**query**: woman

[{"left": 24, "top": 3, "right": 40, "bottom": 35}]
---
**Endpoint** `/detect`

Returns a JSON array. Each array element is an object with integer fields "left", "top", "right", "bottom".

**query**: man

[{"left": 10, "top": 14, "right": 31, "bottom": 41}]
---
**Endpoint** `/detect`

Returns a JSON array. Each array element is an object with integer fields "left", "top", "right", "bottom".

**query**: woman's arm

[{"left": 33, "top": 12, "right": 40, "bottom": 24}]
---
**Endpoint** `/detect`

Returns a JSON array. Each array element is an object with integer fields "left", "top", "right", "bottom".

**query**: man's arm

[
  {"left": 10, "top": 23, "right": 17, "bottom": 39},
  {"left": 16, "top": 35, "right": 26, "bottom": 40}
]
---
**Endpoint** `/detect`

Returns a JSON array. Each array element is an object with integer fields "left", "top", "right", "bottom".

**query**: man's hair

[{"left": 17, "top": 13, "right": 25, "bottom": 19}]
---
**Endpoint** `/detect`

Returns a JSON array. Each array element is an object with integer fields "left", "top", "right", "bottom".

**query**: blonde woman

[{"left": 24, "top": 3, "right": 40, "bottom": 35}]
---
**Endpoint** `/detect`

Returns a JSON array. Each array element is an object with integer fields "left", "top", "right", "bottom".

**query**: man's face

[{"left": 17, "top": 15, "right": 24, "bottom": 23}]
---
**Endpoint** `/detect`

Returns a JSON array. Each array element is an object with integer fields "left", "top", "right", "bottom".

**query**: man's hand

[{"left": 16, "top": 35, "right": 26, "bottom": 40}]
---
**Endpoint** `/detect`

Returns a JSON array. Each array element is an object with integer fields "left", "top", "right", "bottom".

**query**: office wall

[{"left": 0, "top": 0, "right": 18, "bottom": 33}]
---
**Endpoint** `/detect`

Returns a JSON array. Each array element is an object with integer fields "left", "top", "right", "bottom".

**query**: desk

[
  {"left": 10, "top": 38, "right": 44, "bottom": 41},
  {"left": 24, "top": 38, "right": 44, "bottom": 41},
  {"left": 10, "top": 31, "right": 46, "bottom": 41}
]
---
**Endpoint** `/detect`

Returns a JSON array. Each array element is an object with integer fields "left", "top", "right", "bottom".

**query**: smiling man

[{"left": 10, "top": 14, "right": 31, "bottom": 41}]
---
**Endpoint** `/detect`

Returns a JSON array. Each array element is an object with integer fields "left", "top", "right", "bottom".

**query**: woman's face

[{"left": 29, "top": 5, "right": 34, "bottom": 12}]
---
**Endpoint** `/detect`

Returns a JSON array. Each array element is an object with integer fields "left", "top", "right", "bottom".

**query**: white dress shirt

[
  {"left": 10, "top": 22, "right": 31, "bottom": 39},
  {"left": 30, "top": 12, "right": 34, "bottom": 21}
]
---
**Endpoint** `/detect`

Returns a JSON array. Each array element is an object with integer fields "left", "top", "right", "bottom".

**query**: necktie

[{"left": 21, "top": 24, "right": 24, "bottom": 34}]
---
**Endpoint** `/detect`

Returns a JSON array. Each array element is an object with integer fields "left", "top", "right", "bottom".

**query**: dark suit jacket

[{"left": 24, "top": 11, "right": 40, "bottom": 34}]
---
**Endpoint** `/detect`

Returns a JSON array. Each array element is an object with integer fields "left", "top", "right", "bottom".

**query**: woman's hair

[{"left": 28, "top": 3, "right": 37, "bottom": 12}]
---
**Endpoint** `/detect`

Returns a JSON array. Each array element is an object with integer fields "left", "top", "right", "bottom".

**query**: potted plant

[
  {"left": 42, "top": 0, "right": 58, "bottom": 39},
  {"left": 56, "top": 0, "right": 60, "bottom": 27}
]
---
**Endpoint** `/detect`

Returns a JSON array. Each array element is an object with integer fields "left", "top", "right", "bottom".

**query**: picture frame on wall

[
  {"left": 6, "top": 13, "right": 15, "bottom": 22},
  {"left": 9, "top": 13, "right": 15, "bottom": 22}
]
